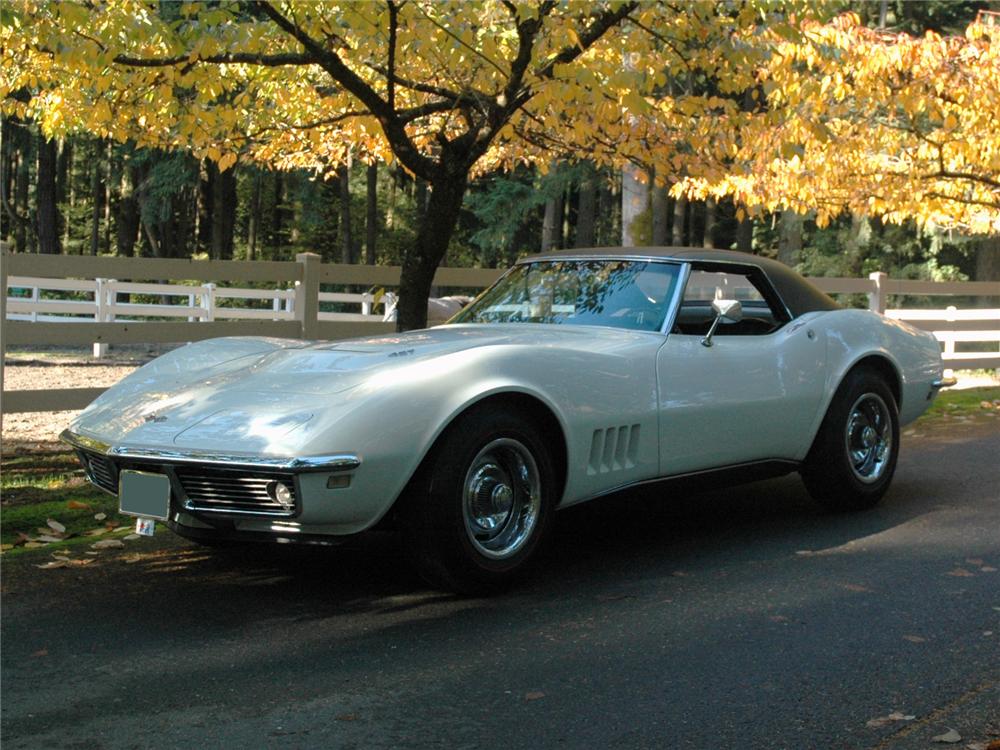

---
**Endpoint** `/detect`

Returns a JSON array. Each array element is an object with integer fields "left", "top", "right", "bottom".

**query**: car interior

[{"left": 670, "top": 266, "right": 788, "bottom": 336}]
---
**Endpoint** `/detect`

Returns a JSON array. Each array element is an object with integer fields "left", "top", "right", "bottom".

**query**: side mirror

[{"left": 701, "top": 299, "right": 742, "bottom": 347}]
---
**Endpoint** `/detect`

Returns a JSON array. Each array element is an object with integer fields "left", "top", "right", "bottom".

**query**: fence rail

[{"left": 2, "top": 253, "right": 998, "bottom": 414}]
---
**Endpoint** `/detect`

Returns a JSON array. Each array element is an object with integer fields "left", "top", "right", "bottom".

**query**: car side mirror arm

[{"left": 701, "top": 299, "right": 743, "bottom": 348}]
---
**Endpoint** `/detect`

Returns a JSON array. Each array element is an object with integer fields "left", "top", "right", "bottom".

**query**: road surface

[{"left": 2, "top": 418, "right": 998, "bottom": 749}]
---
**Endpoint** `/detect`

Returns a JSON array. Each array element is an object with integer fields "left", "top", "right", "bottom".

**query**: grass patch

[
  {"left": 919, "top": 386, "right": 1000, "bottom": 422},
  {"left": 1, "top": 449, "right": 128, "bottom": 554}
]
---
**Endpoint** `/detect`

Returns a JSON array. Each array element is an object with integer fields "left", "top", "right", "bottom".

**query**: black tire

[
  {"left": 801, "top": 366, "right": 899, "bottom": 511},
  {"left": 402, "top": 405, "right": 557, "bottom": 595}
]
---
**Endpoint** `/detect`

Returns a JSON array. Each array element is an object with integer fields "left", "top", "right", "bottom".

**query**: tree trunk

[
  {"left": 338, "top": 163, "right": 353, "bottom": 264},
  {"left": 271, "top": 172, "right": 284, "bottom": 251},
  {"left": 541, "top": 184, "right": 564, "bottom": 251},
  {"left": 736, "top": 211, "right": 753, "bottom": 252},
  {"left": 651, "top": 181, "right": 669, "bottom": 246},
  {"left": 671, "top": 195, "right": 687, "bottom": 246},
  {"left": 396, "top": 165, "right": 468, "bottom": 331},
  {"left": 777, "top": 210, "right": 804, "bottom": 267},
  {"left": 843, "top": 212, "right": 870, "bottom": 276},
  {"left": 702, "top": 199, "right": 716, "bottom": 248},
  {"left": 90, "top": 149, "right": 102, "bottom": 255},
  {"left": 197, "top": 160, "right": 214, "bottom": 255},
  {"left": 247, "top": 169, "right": 261, "bottom": 261},
  {"left": 574, "top": 170, "right": 596, "bottom": 248},
  {"left": 104, "top": 141, "right": 113, "bottom": 253},
  {"left": 975, "top": 237, "right": 1000, "bottom": 309},
  {"left": 621, "top": 163, "right": 648, "bottom": 246},
  {"left": 56, "top": 138, "right": 71, "bottom": 204},
  {"left": 211, "top": 164, "right": 236, "bottom": 260},
  {"left": 36, "top": 136, "right": 60, "bottom": 254},
  {"left": 115, "top": 161, "right": 140, "bottom": 257},
  {"left": 365, "top": 162, "right": 377, "bottom": 265}
]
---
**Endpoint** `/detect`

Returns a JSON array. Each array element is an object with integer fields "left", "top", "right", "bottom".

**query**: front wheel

[
  {"left": 801, "top": 368, "right": 899, "bottom": 511},
  {"left": 402, "top": 406, "right": 557, "bottom": 595}
]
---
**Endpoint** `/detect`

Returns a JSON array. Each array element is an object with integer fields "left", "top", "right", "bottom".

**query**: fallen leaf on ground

[
  {"left": 932, "top": 728, "right": 962, "bottom": 743},
  {"left": 106, "top": 521, "right": 120, "bottom": 529},
  {"left": 84, "top": 551, "right": 99, "bottom": 556},
  {"left": 966, "top": 558, "right": 985, "bottom": 566},
  {"left": 36, "top": 535, "right": 64, "bottom": 544},
  {"left": 981, "top": 566, "right": 997, "bottom": 573},
  {"left": 525, "top": 691, "right": 545, "bottom": 701},
  {"left": 122, "top": 534, "right": 141, "bottom": 541},
  {"left": 67, "top": 500, "right": 91, "bottom": 510},
  {"left": 795, "top": 550, "right": 816, "bottom": 556},
  {"left": 46, "top": 519, "right": 67, "bottom": 534},
  {"left": 770, "top": 615, "right": 789, "bottom": 623},
  {"left": 24, "top": 542, "right": 45, "bottom": 549},
  {"left": 902, "top": 635, "right": 926, "bottom": 643},
  {"left": 866, "top": 712, "right": 915, "bottom": 728},
  {"left": 91, "top": 539, "right": 125, "bottom": 550},
  {"left": 35, "top": 561, "right": 68, "bottom": 569},
  {"left": 68, "top": 558, "right": 94, "bottom": 567},
  {"left": 94, "top": 513, "right": 107, "bottom": 521},
  {"left": 947, "top": 568, "right": 975, "bottom": 577},
  {"left": 840, "top": 583, "right": 872, "bottom": 593},
  {"left": 0, "top": 544, "right": 13, "bottom": 551},
  {"left": 32, "top": 649, "right": 48, "bottom": 657},
  {"left": 83, "top": 528, "right": 109, "bottom": 536}
]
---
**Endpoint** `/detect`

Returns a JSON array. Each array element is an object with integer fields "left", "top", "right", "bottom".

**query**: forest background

[{"left": 3, "top": 0, "right": 999, "bottom": 330}]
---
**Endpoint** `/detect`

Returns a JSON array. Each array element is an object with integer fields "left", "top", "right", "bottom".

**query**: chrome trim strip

[
  {"left": 660, "top": 262, "right": 690, "bottom": 336},
  {"left": 583, "top": 458, "right": 801, "bottom": 502},
  {"left": 182, "top": 502, "right": 296, "bottom": 518},
  {"left": 931, "top": 377, "right": 957, "bottom": 390},
  {"left": 60, "top": 429, "right": 360, "bottom": 473},
  {"left": 60, "top": 429, "right": 111, "bottom": 454}
]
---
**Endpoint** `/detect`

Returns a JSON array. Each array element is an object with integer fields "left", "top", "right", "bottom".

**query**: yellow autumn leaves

[{"left": 2, "top": 1, "right": 997, "bottom": 233}]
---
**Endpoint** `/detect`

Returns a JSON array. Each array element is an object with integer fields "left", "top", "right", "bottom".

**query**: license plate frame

[{"left": 118, "top": 470, "right": 171, "bottom": 521}]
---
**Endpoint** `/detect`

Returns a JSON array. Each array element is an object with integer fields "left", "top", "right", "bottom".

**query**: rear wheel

[
  {"left": 403, "top": 405, "right": 557, "bottom": 595},
  {"left": 801, "top": 367, "right": 899, "bottom": 511}
]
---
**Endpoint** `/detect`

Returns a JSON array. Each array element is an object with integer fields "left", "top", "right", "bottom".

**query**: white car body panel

[
  {"left": 64, "top": 251, "right": 946, "bottom": 542},
  {"left": 656, "top": 317, "right": 828, "bottom": 474}
]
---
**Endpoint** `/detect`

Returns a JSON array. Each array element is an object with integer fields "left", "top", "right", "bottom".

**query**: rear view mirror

[{"left": 702, "top": 299, "right": 742, "bottom": 347}]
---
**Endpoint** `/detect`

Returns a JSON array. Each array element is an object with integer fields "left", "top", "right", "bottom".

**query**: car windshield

[{"left": 451, "top": 259, "right": 682, "bottom": 332}]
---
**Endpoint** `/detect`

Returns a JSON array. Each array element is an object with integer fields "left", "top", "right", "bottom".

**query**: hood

[{"left": 69, "top": 324, "right": 654, "bottom": 453}]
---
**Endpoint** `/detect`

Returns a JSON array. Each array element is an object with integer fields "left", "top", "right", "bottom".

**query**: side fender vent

[{"left": 587, "top": 424, "right": 640, "bottom": 475}]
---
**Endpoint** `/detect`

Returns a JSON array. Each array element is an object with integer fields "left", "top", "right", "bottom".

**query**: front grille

[
  {"left": 175, "top": 466, "right": 297, "bottom": 516},
  {"left": 79, "top": 451, "right": 119, "bottom": 494}
]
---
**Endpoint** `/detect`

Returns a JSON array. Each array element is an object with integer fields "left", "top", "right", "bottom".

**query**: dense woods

[{"left": 2, "top": 1, "right": 999, "bottom": 328}]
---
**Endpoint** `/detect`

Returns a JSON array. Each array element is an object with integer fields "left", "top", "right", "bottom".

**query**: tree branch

[
  {"left": 114, "top": 51, "right": 316, "bottom": 67},
  {"left": 533, "top": 2, "right": 638, "bottom": 82},
  {"left": 253, "top": 0, "right": 435, "bottom": 179},
  {"left": 387, "top": 0, "right": 398, "bottom": 111}
]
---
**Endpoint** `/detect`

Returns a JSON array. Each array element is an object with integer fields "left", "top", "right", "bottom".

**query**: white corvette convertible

[{"left": 63, "top": 248, "right": 946, "bottom": 592}]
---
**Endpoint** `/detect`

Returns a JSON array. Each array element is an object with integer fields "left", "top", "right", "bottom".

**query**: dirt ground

[{"left": 1, "top": 346, "right": 167, "bottom": 448}]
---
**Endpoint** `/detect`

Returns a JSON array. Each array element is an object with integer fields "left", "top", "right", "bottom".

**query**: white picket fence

[{"left": 4, "top": 276, "right": 388, "bottom": 356}]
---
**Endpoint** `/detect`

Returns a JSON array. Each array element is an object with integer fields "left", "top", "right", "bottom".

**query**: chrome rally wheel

[
  {"left": 462, "top": 438, "right": 542, "bottom": 560},
  {"left": 845, "top": 393, "right": 893, "bottom": 484}
]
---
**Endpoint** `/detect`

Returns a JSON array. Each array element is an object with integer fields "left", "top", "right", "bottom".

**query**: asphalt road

[{"left": 3, "top": 418, "right": 998, "bottom": 750}]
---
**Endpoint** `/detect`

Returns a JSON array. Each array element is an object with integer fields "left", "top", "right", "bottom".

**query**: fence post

[
  {"left": 1, "top": 246, "right": 7, "bottom": 397},
  {"left": 867, "top": 271, "right": 888, "bottom": 314},
  {"left": 94, "top": 278, "right": 109, "bottom": 359},
  {"left": 295, "top": 252, "right": 321, "bottom": 339},
  {"left": 201, "top": 283, "right": 216, "bottom": 322}
]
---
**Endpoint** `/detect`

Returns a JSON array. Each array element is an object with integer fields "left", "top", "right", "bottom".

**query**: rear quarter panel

[{"left": 811, "top": 309, "right": 942, "bottom": 432}]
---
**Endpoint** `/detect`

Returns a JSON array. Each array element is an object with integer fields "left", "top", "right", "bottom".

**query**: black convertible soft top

[{"left": 520, "top": 246, "right": 841, "bottom": 319}]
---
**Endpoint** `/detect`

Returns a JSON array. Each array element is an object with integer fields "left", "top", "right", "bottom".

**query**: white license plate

[{"left": 119, "top": 470, "right": 171, "bottom": 521}]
